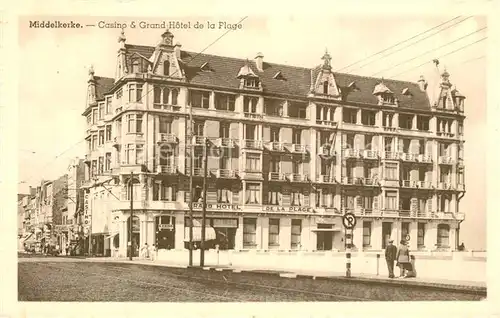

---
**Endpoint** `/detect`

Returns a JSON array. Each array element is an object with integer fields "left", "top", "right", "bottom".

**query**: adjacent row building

[{"left": 82, "top": 30, "right": 466, "bottom": 258}]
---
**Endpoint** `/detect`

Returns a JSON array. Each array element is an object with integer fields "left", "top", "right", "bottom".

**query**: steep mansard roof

[{"left": 99, "top": 44, "right": 432, "bottom": 110}]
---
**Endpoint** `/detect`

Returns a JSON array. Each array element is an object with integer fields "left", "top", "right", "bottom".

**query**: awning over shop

[
  {"left": 184, "top": 226, "right": 216, "bottom": 242},
  {"left": 105, "top": 233, "right": 119, "bottom": 240},
  {"left": 311, "top": 228, "right": 342, "bottom": 232}
]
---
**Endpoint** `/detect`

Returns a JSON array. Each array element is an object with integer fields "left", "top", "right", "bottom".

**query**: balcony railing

[
  {"left": 213, "top": 169, "right": 238, "bottom": 178},
  {"left": 363, "top": 150, "right": 379, "bottom": 159},
  {"left": 186, "top": 167, "right": 205, "bottom": 177},
  {"left": 268, "top": 172, "right": 287, "bottom": 181},
  {"left": 343, "top": 177, "right": 364, "bottom": 185},
  {"left": 383, "top": 151, "right": 400, "bottom": 160},
  {"left": 157, "top": 133, "right": 178, "bottom": 144},
  {"left": 156, "top": 165, "right": 177, "bottom": 174},
  {"left": 317, "top": 175, "right": 336, "bottom": 183},
  {"left": 318, "top": 145, "right": 334, "bottom": 157},
  {"left": 401, "top": 153, "right": 417, "bottom": 162},
  {"left": 316, "top": 120, "right": 337, "bottom": 127},
  {"left": 266, "top": 141, "right": 286, "bottom": 152},
  {"left": 439, "top": 156, "right": 454, "bottom": 164},
  {"left": 417, "top": 154, "right": 433, "bottom": 163},
  {"left": 243, "top": 139, "right": 263, "bottom": 149},
  {"left": 417, "top": 181, "right": 433, "bottom": 189},
  {"left": 193, "top": 136, "right": 206, "bottom": 146},
  {"left": 401, "top": 180, "right": 418, "bottom": 188},
  {"left": 363, "top": 178, "right": 379, "bottom": 186},
  {"left": 438, "top": 182, "right": 454, "bottom": 190},
  {"left": 216, "top": 138, "right": 237, "bottom": 148},
  {"left": 343, "top": 149, "right": 361, "bottom": 159},
  {"left": 287, "top": 144, "right": 308, "bottom": 154},
  {"left": 153, "top": 103, "right": 182, "bottom": 112},
  {"left": 288, "top": 173, "right": 309, "bottom": 182},
  {"left": 243, "top": 112, "right": 264, "bottom": 120}
]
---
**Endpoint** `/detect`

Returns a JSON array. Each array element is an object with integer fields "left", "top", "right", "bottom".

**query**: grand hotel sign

[{"left": 192, "top": 203, "right": 241, "bottom": 211}]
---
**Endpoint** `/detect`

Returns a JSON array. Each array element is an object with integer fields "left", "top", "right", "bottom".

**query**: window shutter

[
  {"left": 427, "top": 198, "right": 432, "bottom": 212},
  {"left": 304, "top": 192, "right": 310, "bottom": 206},
  {"left": 356, "top": 196, "right": 363, "bottom": 208},
  {"left": 373, "top": 195, "right": 379, "bottom": 211},
  {"left": 398, "top": 139, "right": 404, "bottom": 152}
]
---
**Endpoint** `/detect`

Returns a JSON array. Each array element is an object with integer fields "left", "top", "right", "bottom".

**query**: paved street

[{"left": 18, "top": 255, "right": 484, "bottom": 302}]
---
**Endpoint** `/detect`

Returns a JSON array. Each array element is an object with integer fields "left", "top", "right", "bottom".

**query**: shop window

[
  {"left": 363, "top": 221, "right": 372, "bottom": 247},
  {"left": 291, "top": 219, "right": 302, "bottom": 250},
  {"left": 437, "top": 224, "right": 450, "bottom": 248},
  {"left": 268, "top": 219, "right": 280, "bottom": 249},
  {"left": 243, "top": 218, "right": 257, "bottom": 249}
]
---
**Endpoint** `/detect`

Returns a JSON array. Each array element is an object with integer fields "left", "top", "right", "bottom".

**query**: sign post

[{"left": 342, "top": 212, "right": 357, "bottom": 278}]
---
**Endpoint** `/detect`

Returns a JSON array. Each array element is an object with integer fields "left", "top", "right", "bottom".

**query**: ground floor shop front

[{"left": 98, "top": 209, "right": 459, "bottom": 258}]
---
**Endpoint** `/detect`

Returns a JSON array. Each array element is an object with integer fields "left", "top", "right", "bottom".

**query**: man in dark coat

[{"left": 385, "top": 239, "right": 397, "bottom": 278}]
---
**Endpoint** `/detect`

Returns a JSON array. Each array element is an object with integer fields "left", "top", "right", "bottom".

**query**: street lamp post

[
  {"left": 200, "top": 138, "right": 209, "bottom": 267},
  {"left": 128, "top": 172, "right": 134, "bottom": 261}
]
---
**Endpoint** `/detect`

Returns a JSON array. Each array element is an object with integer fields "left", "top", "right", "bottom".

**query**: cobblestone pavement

[{"left": 18, "top": 256, "right": 484, "bottom": 302}]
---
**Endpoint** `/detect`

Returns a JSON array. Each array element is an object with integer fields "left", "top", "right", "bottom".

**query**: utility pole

[
  {"left": 129, "top": 172, "right": 134, "bottom": 261},
  {"left": 200, "top": 137, "right": 209, "bottom": 267},
  {"left": 188, "top": 103, "right": 194, "bottom": 267}
]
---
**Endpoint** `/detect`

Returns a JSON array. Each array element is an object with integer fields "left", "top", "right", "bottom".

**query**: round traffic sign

[
  {"left": 342, "top": 213, "right": 357, "bottom": 229},
  {"left": 405, "top": 234, "right": 411, "bottom": 241}
]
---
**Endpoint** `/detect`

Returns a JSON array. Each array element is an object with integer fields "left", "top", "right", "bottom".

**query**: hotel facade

[{"left": 83, "top": 30, "right": 466, "bottom": 258}]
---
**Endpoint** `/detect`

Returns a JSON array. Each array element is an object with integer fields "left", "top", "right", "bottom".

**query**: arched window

[
  {"left": 323, "top": 81, "right": 329, "bottom": 94},
  {"left": 132, "top": 59, "right": 140, "bottom": 73},
  {"left": 171, "top": 89, "right": 178, "bottom": 105},
  {"left": 163, "top": 60, "right": 170, "bottom": 76},
  {"left": 437, "top": 224, "right": 450, "bottom": 247},
  {"left": 162, "top": 88, "right": 170, "bottom": 105},
  {"left": 113, "top": 234, "right": 119, "bottom": 249}
]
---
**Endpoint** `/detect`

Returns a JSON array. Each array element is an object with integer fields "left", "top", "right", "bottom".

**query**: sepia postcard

[{"left": 1, "top": 1, "right": 499, "bottom": 317}]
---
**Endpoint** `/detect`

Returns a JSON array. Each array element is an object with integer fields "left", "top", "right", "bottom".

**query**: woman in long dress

[{"left": 396, "top": 240, "right": 410, "bottom": 277}]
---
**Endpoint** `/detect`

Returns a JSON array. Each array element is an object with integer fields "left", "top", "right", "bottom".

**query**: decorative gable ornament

[
  {"left": 237, "top": 60, "right": 261, "bottom": 89},
  {"left": 237, "top": 61, "right": 258, "bottom": 78},
  {"left": 87, "top": 65, "right": 96, "bottom": 106},
  {"left": 372, "top": 82, "right": 393, "bottom": 95}
]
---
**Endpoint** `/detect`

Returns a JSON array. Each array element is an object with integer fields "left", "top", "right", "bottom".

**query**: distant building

[{"left": 82, "top": 30, "right": 466, "bottom": 258}]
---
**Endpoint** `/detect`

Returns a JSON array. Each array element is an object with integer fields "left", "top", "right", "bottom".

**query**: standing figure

[
  {"left": 396, "top": 240, "right": 410, "bottom": 277},
  {"left": 384, "top": 239, "right": 397, "bottom": 278}
]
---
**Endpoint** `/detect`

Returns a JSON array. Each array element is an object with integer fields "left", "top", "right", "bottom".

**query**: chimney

[
  {"left": 174, "top": 42, "right": 182, "bottom": 59},
  {"left": 417, "top": 75, "right": 427, "bottom": 91},
  {"left": 255, "top": 52, "right": 264, "bottom": 72}
]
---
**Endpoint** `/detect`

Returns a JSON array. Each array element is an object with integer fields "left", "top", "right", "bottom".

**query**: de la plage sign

[{"left": 192, "top": 203, "right": 311, "bottom": 213}]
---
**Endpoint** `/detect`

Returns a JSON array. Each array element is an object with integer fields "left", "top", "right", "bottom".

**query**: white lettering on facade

[
  {"left": 192, "top": 203, "right": 241, "bottom": 211},
  {"left": 263, "top": 206, "right": 312, "bottom": 213}
]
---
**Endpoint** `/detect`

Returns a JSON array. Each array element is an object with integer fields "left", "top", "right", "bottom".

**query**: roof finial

[
  {"left": 88, "top": 64, "right": 95, "bottom": 81},
  {"left": 321, "top": 49, "right": 332, "bottom": 70}
]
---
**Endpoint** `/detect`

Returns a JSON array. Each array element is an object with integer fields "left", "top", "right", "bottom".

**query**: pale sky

[{"left": 17, "top": 15, "right": 487, "bottom": 249}]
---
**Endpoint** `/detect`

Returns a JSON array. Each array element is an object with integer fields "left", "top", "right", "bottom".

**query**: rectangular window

[
  {"left": 270, "top": 127, "right": 280, "bottom": 142},
  {"left": 417, "top": 116, "right": 430, "bottom": 131},
  {"left": 343, "top": 108, "right": 357, "bottom": 124},
  {"left": 437, "top": 224, "right": 450, "bottom": 247},
  {"left": 215, "top": 93, "right": 235, "bottom": 111},
  {"left": 136, "top": 144, "right": 144, "bottom": 164},
  {"left": 219, "top": 123, "right": 230, "bottom": 138},
  {"left": 401, "top": 222, "right": 410, "bottom": 238},
  {"left": 384, "top": 163, "right": 398, "bottom": 180},
  {"left": 292, "top": 129, "right": 301, "bottom": 144},
  {"left": 105, "top": 96, "right": 112, "bottom": 114},
  {"left": 244, "top": 78, "right": 259, "bottom": 88},
  {"left": 361, "top": 110, "right": 376, "bottom": 126},
  {"left": 193, "top": 122, "right": 204, "bottom": 136},
  {"left": 245, "top": 183, "right": 260, "bottom": 204},
  {"left": 265, "top": 99, "right": 283, "bottom": 116},
  {"left": 458, "top": 121, "right": 464, "bottom": 135},
  {"left": 105, "top": 153, "right": 111, "bottom": 171},
  {"left": 417, "top": 223, "right": 425, "bottom": 248},
  {"left": 98, "top": 157, "right": 104, "bottom": 174},
  {"left": 126, "top": 114, "right": 143, "bottom": 133},
  {"left": 128, "top": 83, "right": 143, "bottom": 103},
  {"left": 190, "top": 90, "right": 210, "bottom": 108},
  {"left": 154, "top": 87, "right": 162, "bottom": 104},
  {"left": 291, "top": 190, "right": 304, "bottom": 206},
  {"left": 385, "top": 191, "right": 397, "bottom": 210},
  {"left": 288, "top": 101, "right": 308, "bottom": 119},
  {"left": 159, "top": 117, "right": 172, "bottom": 134},
  {"left": 291, "top": 219, "right": 302, "bottom": 250},
  {"left": 246, "top": 154, "right": 260, "bottom": 172},
  {"left": 155, "top": 182, "right": 177, "bottom": 201},
  {"left": 217, "top": 186, "right": 232, "bottom": 203},
  {"left": 267, "top": 187, "right": 281, "bottom": 205},
  {"left": 98, "top": 130, "right": 104, "bottom": 146},
  {"left": 98, "top": 102, "right": 104, "bottom": 120},
  {"left": 383, "top": 113, "right": 393, "bottom": 127},
  {"left": 125, "top": 144, "right": 134, "bottom": 164},
  {"left": 399, "top": 114, "right": 413, "bottom": 129},
  {"left": 268, "top": 218, "right": 280, "bottom": 248},
  {"left": 363, "top": 221, "right": 371, "bottom": 247},
  {"left": 243, "top": 96, "right": 258, "bottom": 113},
  {"left": 92, "top": 109, "right": 98, "bottom": 124},
  {"left": 105, "top": 125, "right": 112, "bottom": 141},
  {"left": 243, "top": 218, "right": 257, "bottom": 249}
]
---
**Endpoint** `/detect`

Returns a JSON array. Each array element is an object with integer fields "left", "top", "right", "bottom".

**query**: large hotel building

[{"left": 83, "top": 30, "right": 465, "bottom": 258}]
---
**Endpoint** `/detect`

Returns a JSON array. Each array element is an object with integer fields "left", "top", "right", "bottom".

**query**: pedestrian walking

[
  {"left": 149, "top": 244, "right": 157, "bottom": 261},
  {"left": 396, "top": 240, "right": 410, "bottom": 277},
  {"left": 140, "top": 243, "right": 149, "bottom": 259},
  {"left": 384, "top": 239, "right": 397, "bottom": 278}
]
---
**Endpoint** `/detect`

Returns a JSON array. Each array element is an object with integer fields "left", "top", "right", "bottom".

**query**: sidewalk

[{"left": 89, "top": 257, "right": 487, "bottom": 294}]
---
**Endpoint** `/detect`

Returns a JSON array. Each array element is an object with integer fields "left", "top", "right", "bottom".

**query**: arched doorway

[{"left": 127, "top": 215, "right": 140, "bottom": 257}]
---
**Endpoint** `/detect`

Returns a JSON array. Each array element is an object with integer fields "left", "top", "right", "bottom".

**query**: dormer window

[
  {"left": 382, "top": 93, "right": 395, "bottom": 104},
  {"left": 245, "top": 78, "right": 259, "bottom": 88},
  {"left": 323, "top": 81, "right": 329, "bottom": 94},
  {"left": 273, "top": 71, "right": 285, "bottom": 80},
  {"left": 163, "top": 60, "right": 170, "bottom": 76},
  {"left": 401, "top": 88, "right": 412, "bottom": 96},
  {"left": 131, "top": 59, "right": 140, "bottom": 73},
  {"left": 200, "top": 62, "right": 211, "bottom": 72}
]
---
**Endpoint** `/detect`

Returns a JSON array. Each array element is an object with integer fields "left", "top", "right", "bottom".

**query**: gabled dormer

[
  {"left": 311, "top": 50, "right": 341, "bottom": 97},
  {"left": 129, "top": 52, "right": 152, "bottom": 74},
  {"left": 237, "top": 60, "right": 261, "bottom": 90},
  {"left": 150, "top": 30, "right": 185, "bottom": 79},
  {"left": 372, "top": 81, "right": 396, "bottom": 105},
  {"left": 86, "top": 65, "right": 97, "bottom": 109}
]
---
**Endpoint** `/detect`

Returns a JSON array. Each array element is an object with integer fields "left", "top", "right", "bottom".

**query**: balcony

[
  {"left": 153, "top": 103, "right": 182, "bottom": 112},
  {"left": 439, "top": 156, "right": 454, "bottom": 165},
  {"left": 185, "top": 167, "right": 204, "bottom": 177},
  {"left": 212, "top": 169, "right": 238, "bottom": 179},
  {"left": 401, "top": 153, "right": 417, "bottom": 162},
  {"left": 316, "top": 119, "right": 337, "bottom": 127},
  {"left": 240, "top": 170, "right": 263, "bottom": 180},
  {"left": 242, "top": 139, "right": 263, "bottom": 150},
  {"left": 243, "top": 112, "right": 264, "bottom": 120},
  {"left": 156, "top": 165, "right": 178, "bottom": 174},
  {"left": 401, "top": 180, "right": 419, "bottom": 188},
  {"left": 456, "top": 183, "right": 465, "bottom": 192},
  {"left": 354, "top": 209, "right": 381, "bottom": 217},
  {"left": 193, "top": 136, "right": 207, "bottom": 146},
  {"left": 362, "top": 178, "right": 380, "bottom": 186},
  {"left": 362, "top": 150, "right": 379, "bottom": 160},
  {"left": 417, "top": 181, "right": 433, "bottom": 189},
  {"left": 317, "top": 175, "right": 336, "bottom": 183},
  {"left": 286, "top": 144, "right": 308, "bottom": 154},
  {"left": 287, "top": 173, "right": 309, "bottom": 182},
  {"left": 383, "top": 151, "right": 400, "bottom": 160},
  {"left": 318, "top": 145, "right": 335, "bottom": 157},
  {"left": 343, "top": 149, "right": 361, "bottom": 159},
  {"left": 265, "top": 141, "right": 286, "bottom": 152},
  {"left": 417, "top": 154, "right": 433, "bottom": 163},
  {"left": 216, "top": 138, "right": 237, "bottom": 148},
  {"left": 437, "top": 182, "right": 454, "bottom": 190},
  {"left": 342, "top": 177, "right": 364, "bottom": 185},
  {"left": 268, "top": 172, "right": 287, "bottom": 181},
  {"left": 157, "top": 133, "right": 178, "bottom": 144}
]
